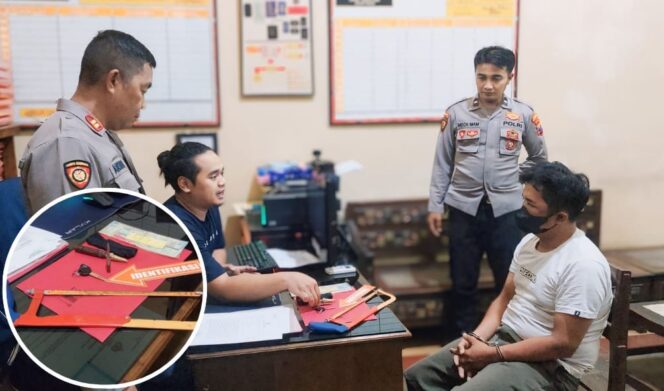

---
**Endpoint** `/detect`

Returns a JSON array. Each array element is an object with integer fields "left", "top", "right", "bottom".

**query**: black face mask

[{"left": 515, "top": 207, "right": 555, "bottom": 234}]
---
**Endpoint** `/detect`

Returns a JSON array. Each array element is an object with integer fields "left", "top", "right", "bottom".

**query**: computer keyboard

[{"left": 228, "top": 241, "right": 278, "bottom": 272}]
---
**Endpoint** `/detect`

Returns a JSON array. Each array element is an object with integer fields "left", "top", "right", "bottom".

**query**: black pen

[{"left": 105, "top": 242, "right": 111, "bottom": 273}]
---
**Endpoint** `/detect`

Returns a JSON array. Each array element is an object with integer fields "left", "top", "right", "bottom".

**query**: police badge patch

[
  {"left": 440, "top": 112, "right": 449, "bottom": 132},
  {"left": 531, "top": 113, "right": 544, "bottom": 136},
  {"left": 64, "top": 160, "right": 91, "bottom": 189}
]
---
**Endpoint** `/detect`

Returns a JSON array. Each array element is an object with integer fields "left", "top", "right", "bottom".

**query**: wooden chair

[
  {"left": 581, "top": 264, "right": 664, "bottom": 390},
  {"left": 604, "top": 265, "right": 631, "bottom": 391}
]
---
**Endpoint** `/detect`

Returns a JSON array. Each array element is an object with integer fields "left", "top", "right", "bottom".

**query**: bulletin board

[
  {"left": 329, "top": 0, "right": 520, "bottom": 125},
  {"left": 241, "top": 0, "right": 314, "bottom": 96},
  {"left": 0, "top": 0, "right": 220, "bottom": 128}
]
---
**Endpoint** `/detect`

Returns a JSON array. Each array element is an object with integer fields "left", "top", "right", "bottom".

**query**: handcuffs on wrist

[{"left": 465, "top": 331, "right": 505, "bottom": 362}]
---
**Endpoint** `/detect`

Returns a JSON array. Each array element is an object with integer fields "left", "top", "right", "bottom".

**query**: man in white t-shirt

[{"left": 405, "top": 161, "right": 612, "bottom": 391}]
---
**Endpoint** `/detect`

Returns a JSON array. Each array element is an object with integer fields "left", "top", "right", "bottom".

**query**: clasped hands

[{"left": 449, "top": 332, "right": 501, "bottom": 380}]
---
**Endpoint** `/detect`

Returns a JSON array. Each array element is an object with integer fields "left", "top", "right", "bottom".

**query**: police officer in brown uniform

[
  {"left": 19, "top": 30, "right": 155, "bottom": 214},
  {"left": 427, "top": 46, "right": 548, "bottom": 335}
]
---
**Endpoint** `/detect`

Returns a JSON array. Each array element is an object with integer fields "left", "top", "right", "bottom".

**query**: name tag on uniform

[{"left": 112, "top": 159, "right": 127, "bottom": 174}]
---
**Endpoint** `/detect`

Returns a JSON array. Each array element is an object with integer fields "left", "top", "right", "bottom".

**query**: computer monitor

[{"left": 306, "top": 173, "right": 341, "bottom": 265}]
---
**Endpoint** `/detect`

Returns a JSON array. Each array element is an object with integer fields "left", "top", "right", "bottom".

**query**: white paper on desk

[
  {"left": 644, "top": 303, "right": 664, "bottom": 317},
  {"left": 8, "top": 226, "right": 67, "bottom": 275},
  {"left": 267, "top": 248, "right": 322, "bottom": 269},
  {"left": 191, "top": 306, "right": 301, "bottom": 346},
  {"left": 319, "top": 282, "right": 354, "bottom": 295},
  {"left": 335, "top": 160, "right": 363, "bottom": 176}
]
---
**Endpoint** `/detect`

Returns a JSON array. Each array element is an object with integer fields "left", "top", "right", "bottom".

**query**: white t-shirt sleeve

[{"left": 555, "top": 259, "right": 611, "bottom": 319}]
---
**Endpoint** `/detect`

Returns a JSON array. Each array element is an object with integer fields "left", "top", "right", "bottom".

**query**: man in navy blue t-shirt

[
  {"left": 158, "top": 142, "right": 320, "bottom": 305},
  {"left": 165, "top": 196, "right": 228, "bottom": 283}
]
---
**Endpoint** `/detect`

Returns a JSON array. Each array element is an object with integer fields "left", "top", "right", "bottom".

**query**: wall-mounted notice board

[
  {"left": 241, "top": 0, "right": 314, "bottom": 96},
  {"left": 329, "top": 0, "right": 519, "bottom": 125},
  {"left": 0, "top": 0, "right": 220, "bottom": 128}
]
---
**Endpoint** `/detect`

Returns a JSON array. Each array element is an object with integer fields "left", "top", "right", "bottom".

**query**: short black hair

[
  {"left": 474, "top": 46, "right": 516, "bottom": 73},
  {"left": 79, "top": 30, "right": 156, "bottom": 85},
  {"left": 519, "top": 161, "right": 590, "bottom": 221},
  {"left": 158, "top": 142, "right": 212, "bottom": 192}
]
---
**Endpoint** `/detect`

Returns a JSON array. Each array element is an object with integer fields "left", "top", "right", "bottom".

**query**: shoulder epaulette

[
  {"left": 446, "top": 96, "right": 471, "bottom": 111},
  {"left": 512, "top": 97, "right": 535, "bottom": 112}
]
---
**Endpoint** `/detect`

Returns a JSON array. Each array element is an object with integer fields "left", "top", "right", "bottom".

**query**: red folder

[
  {"left": 297, "top": 289, "right": 377, "bottom": 326},
  {"left": 17, "top": 237, "right": 192, "bottom": 342}
]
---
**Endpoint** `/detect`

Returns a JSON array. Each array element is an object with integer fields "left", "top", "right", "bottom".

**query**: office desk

[
  {"left": 187, "top": 293, "right": 411, "bottom": 391},
  {"left": 604, "top": 247, "right": 664, "bottom": 301},
  {"left": 630, "top": 301, "right": 664, "bottom": 336},
  {"left": 9, "top": 197, "right": 202, "bottom": 385}
]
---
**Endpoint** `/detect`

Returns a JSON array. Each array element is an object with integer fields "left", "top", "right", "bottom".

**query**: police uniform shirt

[
  {"left": 19, "top": 98, "right": 143, "bottom": 213},
  {"left": 428, "top": 95, "right": 548, "bottom": 218}
]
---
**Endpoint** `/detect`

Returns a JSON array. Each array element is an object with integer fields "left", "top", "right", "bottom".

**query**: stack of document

[
  {"left": 8, "top": 226, "right": 67, "bottom": 282},
  {"left": 191, "top": 305, "right": 301, "bottom": 346},
  {"left": 100, "top": 221, "right": 187, "bottom": 258}
]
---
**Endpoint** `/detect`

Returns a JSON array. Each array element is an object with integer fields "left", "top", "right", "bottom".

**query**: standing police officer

[
  {"left": 20, "top": 29, "right": 155, "bottom": 213},
  {"left": 427, "top": 46, "right": 547, "bottom": 334}
]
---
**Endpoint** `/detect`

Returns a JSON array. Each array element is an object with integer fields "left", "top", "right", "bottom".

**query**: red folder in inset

[{"left": 17, "top": 237, "right": 192, "bottom": 342}]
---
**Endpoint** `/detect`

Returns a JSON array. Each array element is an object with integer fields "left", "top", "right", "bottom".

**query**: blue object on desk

[
  {"left": 309, "top": 322, "right": 349, "bottom": 334},
  {"left": 32, "top": 193, "right": 140, "bottom": 239}
]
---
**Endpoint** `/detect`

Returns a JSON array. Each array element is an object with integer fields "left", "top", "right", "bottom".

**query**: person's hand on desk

[
  {"left": 224, "top": 264, "right": 257, "bottom": 276},
  {"left": 283, "top": 272, "right": 320, "bottom": 307}
]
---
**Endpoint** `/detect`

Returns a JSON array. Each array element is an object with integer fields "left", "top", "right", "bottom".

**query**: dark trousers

[
  {"left": 404, "top": 324, "right": 580, "bottom": 391},
  {"left": 447, "top": 202, "right": 522, "bottom": 334}
]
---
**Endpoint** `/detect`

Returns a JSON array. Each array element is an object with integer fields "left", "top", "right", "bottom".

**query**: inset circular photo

[{"left": 2, "top": 189, "right": 206, "bottom": 389}]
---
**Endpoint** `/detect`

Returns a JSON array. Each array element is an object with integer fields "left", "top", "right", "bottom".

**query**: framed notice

[
  {"left": 176, "top": 132, "right": 218, "bottom": 153},
  {"left": 241, "top": 0, "right": 314, "bottom": 96},
  {"left": 0, "top": 0, "right": 221, "bottom": 128},
  {"left": 329, "top": 0, "right": 520, "bottom": 124}
]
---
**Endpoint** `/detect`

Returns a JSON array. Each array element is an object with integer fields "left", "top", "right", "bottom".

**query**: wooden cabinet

[
  {"left": 345, "top": 199, "right": 497, "bottom": 329},
  {"left": 0, "top": 124, "right": 19, "bottom": 180}
]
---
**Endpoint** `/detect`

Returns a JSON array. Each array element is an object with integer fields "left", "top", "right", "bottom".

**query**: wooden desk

[
  {"left": 630, "top": 301, "right": 664, "bottom": 337},
  {"left": 604, "top": 247, "right": 664, "bottom": 301},
  {"left": 187, "top": 296, "right": 411, "bottom": 391}
]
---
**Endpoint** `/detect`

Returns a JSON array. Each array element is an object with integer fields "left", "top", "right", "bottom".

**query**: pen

[{"left": 105, "top": 242, "right": 111, "bottom": 273}]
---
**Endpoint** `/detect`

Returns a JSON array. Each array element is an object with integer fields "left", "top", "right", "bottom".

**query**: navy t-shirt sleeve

[{"left": 164, "top": 198, "right": 226, "bottom": 282}]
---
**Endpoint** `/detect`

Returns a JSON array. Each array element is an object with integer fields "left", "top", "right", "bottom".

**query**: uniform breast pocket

[
  {"left": 499, "top": 128, "right": 522, "bottom": 156},
  {"left": 105, "top": 159, "right": 141, "bottom": 191},
  {"left": 455, "top": 128, "right": 481, "bottom": 153}
]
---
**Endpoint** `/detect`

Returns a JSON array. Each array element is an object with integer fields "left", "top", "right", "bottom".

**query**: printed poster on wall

[{"left": 241, "top": 0, "right": 314, "bottom": 96}]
